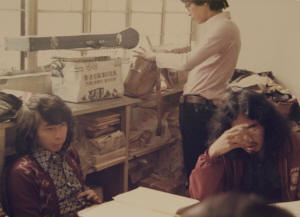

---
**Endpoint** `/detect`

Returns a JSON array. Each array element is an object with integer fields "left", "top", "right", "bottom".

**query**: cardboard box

[{"left": 51, "top": 57, "right": 124, "bottom": 103}]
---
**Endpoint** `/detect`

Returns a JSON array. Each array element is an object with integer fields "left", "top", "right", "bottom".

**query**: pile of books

[{"left": 78, "top": 111, "right": 121, "bottom": 138}]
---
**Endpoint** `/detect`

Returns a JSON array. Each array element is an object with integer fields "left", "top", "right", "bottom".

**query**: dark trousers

[{"left": 179, "top": 99, "right": 216, "bottom": 179}]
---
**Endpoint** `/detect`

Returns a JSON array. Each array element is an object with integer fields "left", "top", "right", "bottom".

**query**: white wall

[
  {"left": 228, "top": 0, "right": 300, "bottom": 98},
  {"left": 196, "top": 0, "right": 300, "bottom": 98}
]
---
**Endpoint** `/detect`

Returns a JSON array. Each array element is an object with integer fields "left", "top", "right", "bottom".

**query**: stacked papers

[{"left": 78, "top": 187, "right": 198, "bottom": 217}]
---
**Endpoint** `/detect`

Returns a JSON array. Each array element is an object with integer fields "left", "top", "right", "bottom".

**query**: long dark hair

[
  {"left": 177, "top": 192, "right": 294, "bottom": 217},
  {"left": 207, "top": 88, "right": 291, "bottom": 155},
  {"left": 180, "top": 0, "right": 229, "bottom": 10},
  {"left": 15, "top": 94, "right": 73, "bottom": 155}
]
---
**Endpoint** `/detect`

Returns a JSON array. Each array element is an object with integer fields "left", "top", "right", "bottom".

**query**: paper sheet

[
  {"left": 78, "top": 200, "right": 170, "bottom": 217},
  {"left": 273, "top": 200, "right": 300, "bottom": 217},
  {"left": 113, "top": 187, "right": 198, "bottom": 215}
]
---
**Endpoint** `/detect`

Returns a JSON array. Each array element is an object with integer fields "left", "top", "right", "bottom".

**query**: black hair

[
  {"left": 15, "top": 94, "right": 73, "bottom": 155},
  {"left": 207, "top": 88, "right": 291, "bottom": 155},
  {"left": 180, "top": 0, "right": 229, "bottom": 11},
  {"left": 177, "top": 192, "right": 295, "bottom": 217}
]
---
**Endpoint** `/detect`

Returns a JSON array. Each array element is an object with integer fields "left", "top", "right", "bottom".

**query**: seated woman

[
  {"left": 189, "top": 88, "right": 300, "bottom": 202},
  {"left": 4, "top": 94, "right": 101, "bottom": 217}
]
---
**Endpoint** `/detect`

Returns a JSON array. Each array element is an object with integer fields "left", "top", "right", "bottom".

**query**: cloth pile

[{"left": 229, "top": 69, "right": 299, "bottom": 118}]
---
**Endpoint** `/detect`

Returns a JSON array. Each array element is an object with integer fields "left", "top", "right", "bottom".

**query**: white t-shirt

[{"left": 156, "top": 12, "right": 241, "bottom": 101}]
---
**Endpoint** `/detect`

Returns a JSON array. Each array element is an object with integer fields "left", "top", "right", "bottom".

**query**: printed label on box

[{"left": 51, "top": 57, "right": 124, "bottom": 103}]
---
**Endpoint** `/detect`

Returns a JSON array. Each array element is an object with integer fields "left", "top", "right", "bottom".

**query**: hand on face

[
  {"left": 208, "top": 123, "right": 264, "bottom": 158},
  {"left": 241, "top": 125, "right": 264, "bottom": 153}
]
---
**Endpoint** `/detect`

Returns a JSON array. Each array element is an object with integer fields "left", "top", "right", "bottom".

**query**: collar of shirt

[
  {"left": 33, "top": 147, "right": 65, "bottom": 172},
  {"left": 204, "top": 11, "right": 231, "bottom": 26}
]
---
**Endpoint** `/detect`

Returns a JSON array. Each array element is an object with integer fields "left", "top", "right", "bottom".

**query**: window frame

[
  {"left": 1, "top": 0, "right": 191, "bottom": 71},
  {"left": 0, "top": 0, "right": 25, "bottom": 70}
]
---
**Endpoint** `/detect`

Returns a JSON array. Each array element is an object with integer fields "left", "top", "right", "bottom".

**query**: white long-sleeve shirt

[{"left": 156, "top": 12, "right": 241, "bottom": 101}]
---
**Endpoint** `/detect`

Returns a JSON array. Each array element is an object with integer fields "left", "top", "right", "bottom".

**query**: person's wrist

[
  {"left": 208, "top": 146, "right": 215, "bottom": 158},
  {"left": 208, "top": 145, "right": 221, "bottom": 158},
  {"left": 150, "top": 53, "right": 156, "bottom": 62}
]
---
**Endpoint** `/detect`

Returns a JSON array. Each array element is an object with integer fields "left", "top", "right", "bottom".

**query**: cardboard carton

[{"left": 51, "top": 57, "right": 124, "bottom": 103}]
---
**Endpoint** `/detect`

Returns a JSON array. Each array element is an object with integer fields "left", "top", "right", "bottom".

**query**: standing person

[
  {"left": 134, "top": 0, "right": 241, "bottom": 178},
  {"left": 3, "top": 94, "right": 101, "bottom": 217},
  {"left": 189, "top": 88, "right": 300, "bottom": 202}
]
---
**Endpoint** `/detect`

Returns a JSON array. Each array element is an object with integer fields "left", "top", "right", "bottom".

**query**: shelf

[
  {"left": 128, "top": 138, "right": 176, "bottom": 160},
  {"left": 160, "top": 84, "right": 184, "bottom": 96},
  {"left": 66, "top": 96, "right": 140, "bottom": 116},
  {"left": 0, "top": 121, "right": 15, "bottom": 129},
  {"left": 0, "top": 71, "right": 50, "bottom": 80},
  {"left": 88, "top": 148, "right": 127, "bottom": 173},
  {"left": 92, "top": 155, "right": 127, "bottom": 172},
  {"left": 145, "top": 84, "right": 183, "bottom": 99},
  {"left": 138, "top": 84, "right": 183, "bottom": 108}
]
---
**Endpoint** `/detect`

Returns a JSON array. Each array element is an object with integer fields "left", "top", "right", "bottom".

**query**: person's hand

[
  {"left": 77, "top": 189, "right": 102, "bottom": 204},
  {"left": 133, "top": 46, "right": 156, "bottom": 61},
  {"left": 208, "top": 124, "right": 262, "bottom": 158}
]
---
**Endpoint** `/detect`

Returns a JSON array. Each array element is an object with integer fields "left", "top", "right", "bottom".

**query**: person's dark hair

[
  {"left": 207, "top": 88, "right": 291, "bottom": 155},
  {"left": 15, "top": 94, "right": 73, "bottom": 155},
  {"left": 180, "top": 0, "right": 229, "bottom": 11},
  {"left": 176, "top": 192, "right": 295, "bottom": 217}
]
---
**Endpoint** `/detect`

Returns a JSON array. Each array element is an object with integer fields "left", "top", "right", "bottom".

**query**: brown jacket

[
  {"left": 189, "top": 132, "right": 300, "bottom": 202},
  {"left": 5, "top": 147, "right": 85, "bottom": 217}
]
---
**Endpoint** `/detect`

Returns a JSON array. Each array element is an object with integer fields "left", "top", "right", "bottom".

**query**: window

[
  {"left": 131, "top": 0, "right": 162, "bottom": 47},
  {"left": 1, "top": 0, "right": 191, "bottom": 72},
  {"left": 90, "top": 0, "right": 127, "bottom": 58},
  {"left": 38, "top": 0, "right": 82, "bottom": 65},
  {"left": 165, "top": 0, "right": 191, "bottom": 45},
  {"left": 0, "top": 0, "right": 21, "bottom": 71}
]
